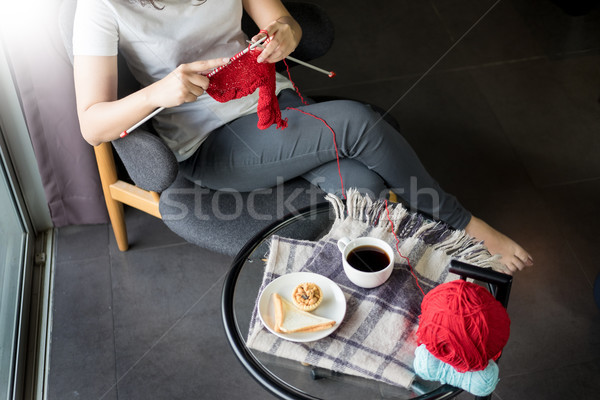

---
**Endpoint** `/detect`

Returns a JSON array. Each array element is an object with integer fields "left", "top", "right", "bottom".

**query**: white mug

[{"left": 336, "top": 236, "right": 395, "bottom": 288}]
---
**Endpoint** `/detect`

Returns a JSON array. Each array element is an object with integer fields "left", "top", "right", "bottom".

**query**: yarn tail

[
  {"left": 286, "top": 107, "right": 345, "bottom": 198},
  {"left": 283, "top": 59, "right": 309, "bottom": 106},
  {"left": 385, "top": 199, "right": 425, "bottom": 296}
]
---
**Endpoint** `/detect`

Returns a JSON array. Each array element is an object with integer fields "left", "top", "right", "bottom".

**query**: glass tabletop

[{"left": 221, "top": 202, "right": 461, "bottom": 400}]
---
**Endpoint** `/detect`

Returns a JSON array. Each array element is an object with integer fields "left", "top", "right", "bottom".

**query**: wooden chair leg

[
  {"left": 94, "top": 143, "right": 129, "bottom": 251},
  {"left": 105, "top": 196, "right": 128, "bottom": 252}
]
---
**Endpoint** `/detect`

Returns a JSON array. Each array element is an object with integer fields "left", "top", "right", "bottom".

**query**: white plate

[{"left": 258, "top": 272, "right": 347, "bottom": 342}]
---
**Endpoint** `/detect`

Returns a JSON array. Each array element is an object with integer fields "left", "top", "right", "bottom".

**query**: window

[{"left": 0, "top": 35, "right": 53, "bottom": 400}]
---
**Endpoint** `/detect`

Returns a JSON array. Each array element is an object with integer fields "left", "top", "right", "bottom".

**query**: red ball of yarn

[{"left": 416, "top": 280, "right": 510, "bottom": 373}]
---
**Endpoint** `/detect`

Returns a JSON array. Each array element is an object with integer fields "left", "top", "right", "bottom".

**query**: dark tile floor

[{"left": 48, "top": 0, "right": 600, "bottom": 399}]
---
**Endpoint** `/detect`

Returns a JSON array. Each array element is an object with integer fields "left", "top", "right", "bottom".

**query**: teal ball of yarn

[{"left": 414, "top": 344, "right": 499, "bottom": 396}]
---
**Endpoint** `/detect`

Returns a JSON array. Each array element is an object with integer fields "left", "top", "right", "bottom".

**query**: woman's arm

[
  {"left": 242, "top": 0, "right": 302, "bottom": 63},
  {"left": 74, "top": 55, "right": 229, "bottom": 146},
  {"left": 74, "top": 55, "right": 152, "bottom": 146}
]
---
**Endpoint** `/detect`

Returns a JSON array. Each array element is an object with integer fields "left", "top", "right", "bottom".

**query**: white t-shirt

[{"left": 73, "top": 0, "right": 293, "bottom": 161}]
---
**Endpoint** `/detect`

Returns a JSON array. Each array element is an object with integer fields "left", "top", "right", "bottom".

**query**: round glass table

[{"left": 221, "top": 202, "right": 463, "bottom": 400}]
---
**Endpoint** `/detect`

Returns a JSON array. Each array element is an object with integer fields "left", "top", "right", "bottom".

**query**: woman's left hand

[{"left": 251, "top": 16, "right": 300, "bottom": 63}]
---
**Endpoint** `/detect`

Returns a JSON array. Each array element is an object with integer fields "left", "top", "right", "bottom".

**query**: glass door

[{"left": 0, "top": 131, "right": 31, "bottom": 400}]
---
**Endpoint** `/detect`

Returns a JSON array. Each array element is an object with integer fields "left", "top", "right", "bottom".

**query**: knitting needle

[
  {"left": 246, "top": 40, "right": 336, "bottom": 78},
  {"left": 120, "top": 37, "right": 269, "bottom": 137},
  {"left": 286, "top": 55, "right": 336, "bottom": 78},
  {"left": 207, "top": 36, "right": 268, "bottom": 78},
  {"left": 121, "top": 107, "right": 163, "bottom": 138}
]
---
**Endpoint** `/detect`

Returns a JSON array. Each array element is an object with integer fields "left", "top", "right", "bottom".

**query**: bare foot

[{"left": 464, "top": 216, "right": 534, "bottom": 274}]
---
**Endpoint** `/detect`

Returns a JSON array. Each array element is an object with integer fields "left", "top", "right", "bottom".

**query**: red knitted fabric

[{"left": 207, "top": 49, "right": 287, "bottom": 130}]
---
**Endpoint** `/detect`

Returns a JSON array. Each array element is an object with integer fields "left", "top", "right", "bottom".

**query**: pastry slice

[{"left": 272, "top": 293, "right": 336, "bottom": 333}]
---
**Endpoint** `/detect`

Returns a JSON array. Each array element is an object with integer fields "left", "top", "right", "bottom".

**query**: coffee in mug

[
  {"left": 337, "top": 237, "right": 395, "bottom": 288},
  {"left": 346, "top": 245, "right": 390, "bottom": 272}
]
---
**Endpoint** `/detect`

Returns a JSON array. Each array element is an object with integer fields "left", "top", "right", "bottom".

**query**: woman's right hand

[{"left": 147, "top": 57, "right": 230, "bottom": 108}]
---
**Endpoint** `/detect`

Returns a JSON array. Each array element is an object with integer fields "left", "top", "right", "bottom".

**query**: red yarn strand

[
  {"left": 286, "top": 107, "right": 346, "bottom": 199},
  {"left": 284, "top": 62, "right": 424, "bottom": 287},
  {"left": 283, "top": 59, "right": 309, "bottom": 106},
  {"left": 384, "top": 199, "right": 425, "bottom": 296}
]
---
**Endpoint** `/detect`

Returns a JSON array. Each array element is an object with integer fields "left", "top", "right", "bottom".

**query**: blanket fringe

[
  {"left": 326, "top": 191, "right": 504, "bottom": 272},
  {"left": 325, "top": 192, "right": 345, "bottom": 219}
]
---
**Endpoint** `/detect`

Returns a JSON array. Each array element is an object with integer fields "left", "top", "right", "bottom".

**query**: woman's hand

[
  {"left": 147, "top": 57, "right": 230, "bottom": 108},
  {"left": 251, "top": 16, "right": 301, "bottom": 63}
]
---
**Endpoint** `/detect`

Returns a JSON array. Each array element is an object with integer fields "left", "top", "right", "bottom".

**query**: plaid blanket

[{"left": 246, "top": 191, "right": 503, "bottom": 389}]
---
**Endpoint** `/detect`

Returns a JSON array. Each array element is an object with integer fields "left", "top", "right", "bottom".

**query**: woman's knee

[
  {"left": 303, "top": 159, "right": 388, "bottom": 199},
  {"left": 325, "top": 100, "right": 380, "bottom": 125}
]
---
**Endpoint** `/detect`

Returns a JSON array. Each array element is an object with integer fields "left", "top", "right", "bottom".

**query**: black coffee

[{"left": 346, "top": 245, "right": 390, "bottom": 272}]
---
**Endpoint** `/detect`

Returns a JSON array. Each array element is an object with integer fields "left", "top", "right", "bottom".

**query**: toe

[
  {"left": 504, "top": 263, "right": 516, "bottom": 275},
  {"left": 512, "top": 256, "right": 526, "bottom": 272},
  {"left": 515, "top": 248, "right": 534, "bottom": 267}
]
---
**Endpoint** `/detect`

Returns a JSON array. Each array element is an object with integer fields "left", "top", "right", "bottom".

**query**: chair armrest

[
  {"left": 449, "top": 260, "right": 513, "bottom": 309},
  {"left": 111, "top": 129, "right": 178, "bottom": 193}
]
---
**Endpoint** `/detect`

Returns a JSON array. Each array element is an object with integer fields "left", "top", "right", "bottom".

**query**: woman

[{"left": 72, "top": 0, "right": 533, "bottom": 273}]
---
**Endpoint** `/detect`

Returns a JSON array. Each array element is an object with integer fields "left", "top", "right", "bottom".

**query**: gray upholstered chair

[{"left": 59, "top": 0, "right": 336, "bottom": 255}]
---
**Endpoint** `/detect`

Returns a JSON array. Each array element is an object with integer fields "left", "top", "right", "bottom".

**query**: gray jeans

[{"left": 180, "top": 90, "right": 471, "bottom": 229}]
